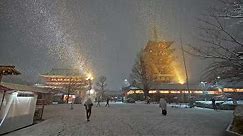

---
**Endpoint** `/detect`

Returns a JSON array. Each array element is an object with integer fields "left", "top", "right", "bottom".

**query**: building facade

[
  {"left": 37, "top": 68, "right": 93, "bottom": 103},
  {"left": 40, "top": 68, "right": 89, "bottom": 89},
  {"left": 124, "top": 84, "right": 221, "bottom": 102}
]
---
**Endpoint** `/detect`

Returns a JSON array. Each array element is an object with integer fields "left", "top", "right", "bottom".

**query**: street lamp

[
  {"left": 88, "top": 79, "right": 92, "bottom": 96},
  {"left": 85, "top": 73, "right": 93, "bottom": 96},
  {"left": 200, "top": 81, "right": 209, "bottom": 101}
]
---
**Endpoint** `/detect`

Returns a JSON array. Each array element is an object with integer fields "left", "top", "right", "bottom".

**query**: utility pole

[
  {"left": 179, "top": 34, "right": 190, "bottom": 102},
  {"left": 178, "top": 3, "right": 190, "bottom": 103}
]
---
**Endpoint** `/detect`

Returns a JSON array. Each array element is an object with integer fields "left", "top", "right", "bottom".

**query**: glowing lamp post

[
  {"left": 86, "top": 73, "right": 94, "bottom": 96},
  {"left": 200, "top": 81, "right": 209, "bottom": 101}
]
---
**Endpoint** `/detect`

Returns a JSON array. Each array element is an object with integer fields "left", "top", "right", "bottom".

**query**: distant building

[
  {"left": 222, "top": 82, "right": 243, "bottom": 100},
  {"left": 40, "top": 68, "right": 89, "bottom": 89},
  {"left": 36, "top": 68, "right": 93, "bottom": 103},
  {"left": 123, "top": 83, "right": 220, "bottom": 102}
]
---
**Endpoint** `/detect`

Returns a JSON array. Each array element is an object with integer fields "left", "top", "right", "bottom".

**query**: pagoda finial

[{"left": 152, "top": 25, "right": 158, "bottom": 41}]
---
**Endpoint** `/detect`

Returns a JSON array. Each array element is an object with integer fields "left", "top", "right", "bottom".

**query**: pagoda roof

[
  {"left": 41, "top": 68, "right": 85, "bottom": 77},
  {"left": 147, "top": 40, "right": 174, "bottom": 46}
]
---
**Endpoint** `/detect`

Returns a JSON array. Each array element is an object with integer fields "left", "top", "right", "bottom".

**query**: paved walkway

[{"left": 5, "top": 103, "right": 233, "bottom": 136}]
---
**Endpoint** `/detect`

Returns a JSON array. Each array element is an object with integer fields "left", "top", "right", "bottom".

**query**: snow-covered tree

[
  {"left": 130, "top": 50, "right": 152, "bottom": 98},
  {"left": 96, "top": 75, "right": 107, "bottom": 99}
]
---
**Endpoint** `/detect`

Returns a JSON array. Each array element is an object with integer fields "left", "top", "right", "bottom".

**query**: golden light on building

[
  {"left": 149, "top": 90, "right": 157, "bottom": 94},
  {"left": 86, "top": 72, "right": 94, "bottom": 80},
  {"left": 170, "top": 91, "right": 180, "bottom": 94},
  {"left": 135, "top": 90, "right": 144, "bottom": 94},
  {"left": 159, "top": 91, "right": 169, "bottom": 94},
  {"left": 224, "top": 88, "right": 243, "bottom": 93},
  {"left": 194, "top": 91, "right": 203, "bottom": 94},
  {"left": 172, "top": 62, "right": 186, "bottom": 84},
  {"left": 127, "top": 90, "right": 135, "bottom": 95}
]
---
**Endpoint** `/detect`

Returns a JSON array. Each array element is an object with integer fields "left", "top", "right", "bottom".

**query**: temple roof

[
  {"left": 42, "top": 68, "right": 85, "bottom": 77},
  {"left": 0, "top": 65, "right": 21, "bottom": 75},
  {"left": 0, "top": 84, "right": 13, "bottom": 92},
  {"left": 1, "top": 82, "right": 50, "bottom": 93}
]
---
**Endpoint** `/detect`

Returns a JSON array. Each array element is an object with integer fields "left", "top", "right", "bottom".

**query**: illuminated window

[
  {"left": 224, "top": 88, "right": 234, "bottom": 92},
  {"left": 127, "top": 91, "right": 135, "bottom": 95},
  {"left": 193, "top": 91, "right": 203, "bottom": 94},
  {"left": 135, "top": 90, "right": 144, "bottom": 94},
  {"left": 149, "top": 90, "right": 157, "bottom": 94},
  {"left": 207, "top": 91, "right": 215, "bottom": 94},
  {"left": 159, "top": 91, "right": 169, "bottom": 94},
  {"left": 237, "top": 89, "right": 243, "bottom": 92},
  {"left": 170, "top": 91, "right": 180, "bottom": 94}
]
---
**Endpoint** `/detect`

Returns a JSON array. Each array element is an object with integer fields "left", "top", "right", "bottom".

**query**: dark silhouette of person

[
  {"left": 211, "top": 98, "right": 216, "bottom": 110},
  {"left": 105, "top": 97, "right": 110, "bottom": 107},
  {"left": 84, "top": 97, "right": 93, "bottom": 122},
  {"left": 147, "top": 96, "right": 151, "bottom": 104},
  {"left": 96, "top": 97, "right": 101, "bottom": 107}
]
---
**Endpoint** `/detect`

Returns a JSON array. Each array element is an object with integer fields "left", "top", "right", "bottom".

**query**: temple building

[
  {"left": 36, "top": 68, "right": 93, "bottom": 103},
  {"left": 40, "top": 68, "right": 89, "bottom": 89},
  {"left": 123, "top": 84, "right": 221, "bottom": 103}
]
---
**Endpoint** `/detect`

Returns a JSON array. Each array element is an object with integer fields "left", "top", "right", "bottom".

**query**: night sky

[{"left": 0, "top": 0, "right": 213, "bottom": 90}]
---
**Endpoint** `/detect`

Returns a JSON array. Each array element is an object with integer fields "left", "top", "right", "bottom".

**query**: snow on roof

[
  {"left": 0, "top": 85, "right": 13, "bottom": 92},
  {"left": 42, "top": 68, "right": 85, "bottom": 77},
  {"left": 1, "top": 82, "right": 50, "bottom": 93}
]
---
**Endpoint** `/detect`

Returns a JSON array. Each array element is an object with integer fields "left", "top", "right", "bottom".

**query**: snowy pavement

[{"left": 4, "top": 102, "right": 233, "bottom": 136}]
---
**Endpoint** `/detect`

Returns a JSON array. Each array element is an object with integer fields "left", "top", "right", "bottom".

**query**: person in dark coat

[
  {"left": 84, "top": 97, "right": 93, "bottom": 122},
  {"left": 159, "top": 98, "right": 167, "bottom": 115},
  {"left": 96, "top": 96, "right": 101, "bottom": 107},
  {"left": 105, "top": 97, "right": 110, "bottom": 107},
  {"left": 211, "top": 98, "right": 216, "bottom": 110}
]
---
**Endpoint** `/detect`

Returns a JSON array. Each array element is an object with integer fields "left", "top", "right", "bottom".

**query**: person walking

[
  {"left": 147, "top": 96, "right": 151, "bottom": 104},
  {"left": 96, "top": 96, "right": 101, "bottom": 107},
  {"left": 84, "top": 97, "right": 93, "bottom": 122},
  {"left": 105, "top": 97, "right": 110, "bottom": 107},
  {"left": 159, "top": 98, "right": 167, "bottom": 115},
  {"left": 211, "top": 97, "right": 216, "bottom": 110}
]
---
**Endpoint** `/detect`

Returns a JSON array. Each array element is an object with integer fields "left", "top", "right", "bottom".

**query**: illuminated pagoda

[
  {"left": 142, "top": 27, "right": 177, "bottom": 83},
  {"left": 143, "top": 40, "right": 175, "bottom": 83}
]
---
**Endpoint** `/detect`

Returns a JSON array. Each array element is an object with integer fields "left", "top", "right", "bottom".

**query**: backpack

[{"left": 162, "top": 109, "right": 167, "bottom": 115}]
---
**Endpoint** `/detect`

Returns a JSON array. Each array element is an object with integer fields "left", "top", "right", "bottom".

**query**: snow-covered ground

[{"left": 5, "top": 102, "right": 233, "bottom": 136}]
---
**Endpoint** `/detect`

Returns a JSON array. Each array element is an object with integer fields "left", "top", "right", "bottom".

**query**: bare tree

[
  {"left": 64, "top": 78, "right": 85, "bottom": 104},
  {"left": 186, "top": 0, "right": 243, "bottom": 82},
  {"left": 96, "top": 75, "right": 107, "bottom": 98},
  {"left": 130, "top": 50, "right": 153, "bottom": 98}
]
